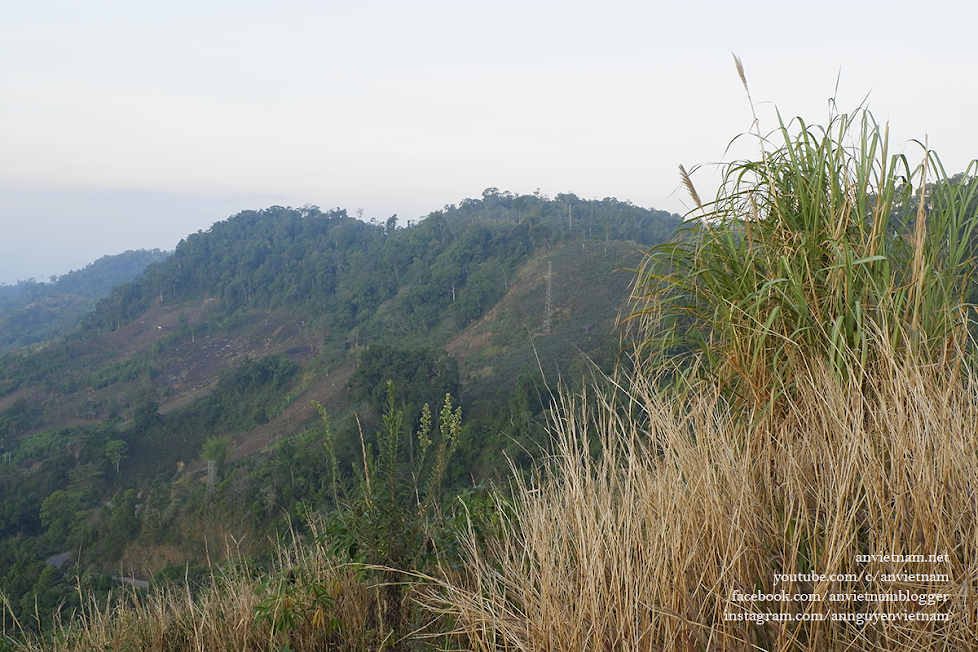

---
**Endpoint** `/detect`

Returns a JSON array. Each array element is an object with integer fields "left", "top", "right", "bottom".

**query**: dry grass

[
  {"left": 13, "top": 328, "right": 978, "bottom": 652},
  {"left": 10, "top": 531, "right": 383, "bottom": 652},
  {"left": 425, "top": 339, "right": 978, "bottom": 651}
]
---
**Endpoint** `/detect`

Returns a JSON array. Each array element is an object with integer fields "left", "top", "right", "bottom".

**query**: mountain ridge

[{"left": 0, "top": 191, "right": 679, "bottom": 600}]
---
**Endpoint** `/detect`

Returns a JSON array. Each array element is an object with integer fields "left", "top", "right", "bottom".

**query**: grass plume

[{"left": 629, "top": 102, "right": 978, "bottom": 417}]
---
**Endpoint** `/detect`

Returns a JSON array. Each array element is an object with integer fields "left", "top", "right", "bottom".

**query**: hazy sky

[{"left": 2, "top": 0, "right": 975, "bottom": 284}]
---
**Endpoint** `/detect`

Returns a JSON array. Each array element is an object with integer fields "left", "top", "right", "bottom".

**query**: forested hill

[
  {"left": 81, "top": 190, "right": 678, "bottom": 339},
  {"left": 0, "top": 190, "right": 680, "bottom": 463},
  {"left": 0, "top": 191, "right": 679, "bottom": 628},
  {"left": 0, "top": 249, "right": 170, "bottom": 352}
]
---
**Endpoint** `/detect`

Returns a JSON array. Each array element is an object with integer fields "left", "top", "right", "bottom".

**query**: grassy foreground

[
  {"left": 2, "top": 529, "right": 386, "bottom": 652},
  {"left": 425, "top": 86, "right": 978, "bottom": 649},
  {"left": 426, "top": 338, "right": 978, "bottom": 650}
]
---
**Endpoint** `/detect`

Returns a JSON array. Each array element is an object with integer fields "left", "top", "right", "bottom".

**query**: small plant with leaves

[
  {"left": 253, "top": 568, "right": 336, "bottom": 649},
  {"left": 315, "top": 381, "right": 462, "bottom": 648}
]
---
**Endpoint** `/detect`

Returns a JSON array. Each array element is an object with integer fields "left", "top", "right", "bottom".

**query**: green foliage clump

[
  {"left": 0, "top": 400, "right": 45, "bottom": 447},
  {"left": 632, "top": 99, "right": 978, "bottom": 413},
  {"left": 170, "top": 355, "right": 298, "bottom": 438},
  {"left": 87, "top": 357, "right": 155, "bottom": 390},
  {"left": 201, "top": 436, "right": 231, "bottom": 474},
  {"left": 319, "top": 383, "right": 462, "bottom": 647}
]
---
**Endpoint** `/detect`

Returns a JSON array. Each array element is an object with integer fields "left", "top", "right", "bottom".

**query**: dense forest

[
  {"left": 79, "top": 190, "right": 675, "bottom": 337},
  {"left": 0, "top": 189, "right": 680, "bottom": 638}
]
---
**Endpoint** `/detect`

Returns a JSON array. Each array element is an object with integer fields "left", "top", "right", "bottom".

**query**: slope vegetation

[{"left": 0, "top": 191, "right": 679, "bottom": 605}]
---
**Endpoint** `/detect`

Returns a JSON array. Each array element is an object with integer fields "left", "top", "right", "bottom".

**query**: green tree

[
  {"left": 201, "top": 436, "right": 231, "bottom": 478},
  {"left": 104, "top": 439, "right": 128, "bottom": 475},
  {"left": 40, "top": 489, "right": 83, "bottom": 549},
  {"left": 348, "top": 346, "right": 460, "bottom": 418}
]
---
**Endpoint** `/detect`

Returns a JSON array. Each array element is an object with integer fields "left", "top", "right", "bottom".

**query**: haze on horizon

[{"left": 2, "top": 0, "right": 976, "bottom": 285}]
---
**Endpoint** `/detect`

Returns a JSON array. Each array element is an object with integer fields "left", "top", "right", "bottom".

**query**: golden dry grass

[{"left": 426, "top": 338, "right": 978, "bottom": 651}]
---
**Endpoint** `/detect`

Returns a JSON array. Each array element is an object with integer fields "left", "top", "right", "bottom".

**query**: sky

[{"left": 1, "top": 0, "right": 976, "bottom": 284}]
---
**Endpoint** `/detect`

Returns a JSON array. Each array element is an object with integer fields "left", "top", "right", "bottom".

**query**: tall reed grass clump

[{"left": 630, "top": 77, "right": 978, "bottom": 414}]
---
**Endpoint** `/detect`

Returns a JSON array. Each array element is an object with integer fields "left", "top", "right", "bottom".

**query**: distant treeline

[
  {"left": 0, "top": 249, "right": 171, "bottom": 304},
  {"left": 0, "top": 250, "right": 171, "bottom": 351}
]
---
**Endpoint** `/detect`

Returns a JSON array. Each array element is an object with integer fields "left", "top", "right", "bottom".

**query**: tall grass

[
  {"left": 426, "top": 336, "right": 978, "bottom": 650},
  {"left": 629, "top": 91, "right": 978, "bottom": 414}
]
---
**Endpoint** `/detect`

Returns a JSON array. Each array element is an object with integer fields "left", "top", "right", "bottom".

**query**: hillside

[
  {"left": 451, "top": 240, "right": 640, "bottom": 392},
  {"left": 1, "top": 192, "right": 676, "bottom": 445},
  {"left": 0, "top": 191, "right": 679, "bottom": 632}
]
